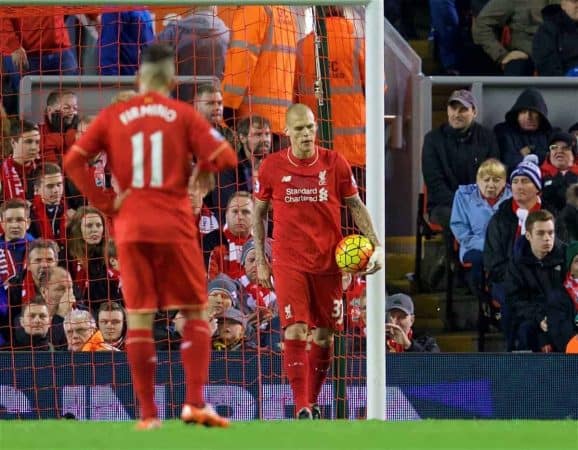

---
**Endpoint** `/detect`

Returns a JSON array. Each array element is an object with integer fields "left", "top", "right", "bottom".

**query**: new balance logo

[{"left": 281, "top": 176, "right": 292, "bottom": 183}]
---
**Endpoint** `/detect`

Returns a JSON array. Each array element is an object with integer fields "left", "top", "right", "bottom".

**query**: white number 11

[{"left": 131, "top": 130, "right": 163, "bottom": 188}]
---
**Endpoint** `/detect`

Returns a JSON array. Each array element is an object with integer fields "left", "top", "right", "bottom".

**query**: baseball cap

[
  {"left": 219, "top": 307, "right": 247, "bottom": 328},
  {"left": 448, "top": 89, "right": 477, "bottom": 109},
  {"left": 548, "top": 131, "right": 576, "bottom": 153},
  {"left": 386, "top": 293, "right": 414, "bottom": 316}
]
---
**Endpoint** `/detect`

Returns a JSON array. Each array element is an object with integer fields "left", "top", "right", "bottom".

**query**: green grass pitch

[{"left": 1, "top": 420, "right": 577, "bottom": 450}]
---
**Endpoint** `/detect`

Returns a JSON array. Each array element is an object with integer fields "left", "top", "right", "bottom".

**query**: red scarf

[
  {"left": 31, "top": 195, "right": 67, "bottom": 243},
  {"left": 511, "top": 198, "right": 541, "bottom": 237},
  {"left": 21, "top": 269, "right": 37, "bottom": 303},
  {"left": 222, "top": 227, "right": 251, "bottom": 278},
  {"left": 1, "top": 157, "right": 33, "bottom": 200},
  {"left": 387, "top": 329, "right": 413, "bottom": 353},
  {"left": 564, "top": 272, "right": 578, "bottom": 313},
  {"left": 0, "top": 246, "right": 17, "bottom": 285},
  {"left": 540, "top": 158, "right": 578, "bottom": 179},
  {"left": 241, "top": 276, "right": 275, "bottom": 310}
]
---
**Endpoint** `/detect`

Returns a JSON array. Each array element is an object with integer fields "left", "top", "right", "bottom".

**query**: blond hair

[{"left": 476, "top": 158, "right": 507, "bottom": 182}]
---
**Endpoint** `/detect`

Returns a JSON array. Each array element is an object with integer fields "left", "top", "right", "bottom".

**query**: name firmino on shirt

[{"left": 119, "top": 104, "right": 177, "bottom": 125}]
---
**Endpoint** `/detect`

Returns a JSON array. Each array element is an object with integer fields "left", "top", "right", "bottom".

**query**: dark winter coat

[
  {"left": 483, "top": 198, "right": 519, "bottom": 286},
  {"left": 533, "top": 4, "right": 578, "bottom": 76},
  {"left": 504, "top": 237, "right": 573, "bottom": 351},
  {"left": 494, "top": 88, "right": 552, "bottom": 172},
  {"left": 422, "top": 121, "right": 499, "bottom": 211}
]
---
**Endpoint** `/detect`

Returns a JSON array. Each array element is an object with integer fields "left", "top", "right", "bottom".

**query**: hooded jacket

[
  {"left": 533, "top": 4, "right": 578, "bottom": 76},
  {"left": 494, "top": 88, "right": 552, "bottom": 172}
]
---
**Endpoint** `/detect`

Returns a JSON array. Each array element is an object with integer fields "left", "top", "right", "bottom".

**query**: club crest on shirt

[
  {"left": 284, "top": 304, "right": 293, "bottom": 320},
  {"left": 318, "top": 170, "right": 327, "bottom": 186}
]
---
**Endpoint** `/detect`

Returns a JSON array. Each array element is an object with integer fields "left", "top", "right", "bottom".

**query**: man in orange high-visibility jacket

[
  {"left": 221, "top": 6, "right": 296, "bottom": 137},
  {"left": 294, "top": 6, "right": 367, "bottom": 168}
]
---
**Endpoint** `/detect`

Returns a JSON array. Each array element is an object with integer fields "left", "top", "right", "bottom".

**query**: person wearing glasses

[{"left": 540, "top": 132, "right": 578, "bottom": 215}]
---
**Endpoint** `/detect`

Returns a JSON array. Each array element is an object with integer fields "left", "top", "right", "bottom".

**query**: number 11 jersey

[{"left": 74, "top": 91, "right": 230, "bottom": 244}]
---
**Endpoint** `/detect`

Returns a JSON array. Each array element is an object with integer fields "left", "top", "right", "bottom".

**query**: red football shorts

[
  {"left": 117, "top": 241, "right": 207, "bottom": 313},
  {"left": 273, "top": 265, "right": 344, "bottom": 331}
]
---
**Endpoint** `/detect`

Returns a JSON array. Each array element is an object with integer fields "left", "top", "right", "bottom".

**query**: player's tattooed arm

[
  {"left": 253, "top": 199, "right": 269, "bottom": 260},
  {"left": 253, "top": 198, "right": 273, "bottom": 288},
  {"left": 344, "top": 194, "right": 381, "bottom": 248}
]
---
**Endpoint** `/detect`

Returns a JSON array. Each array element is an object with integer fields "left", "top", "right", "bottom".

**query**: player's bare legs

[
  {"left": 308, "top": 327, "right": 334, "bottom": 419},
  {"left": 179, "top": 308, "right": 229, "bottom": 428},
  {"left": 284, "top": 322, "right": 311, "bottom": 418},
  {"left": 125, "top": 312, "right": 161, "bottom": 430}
]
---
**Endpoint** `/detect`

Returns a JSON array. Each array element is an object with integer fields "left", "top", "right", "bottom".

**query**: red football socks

[
  {"left": 181, "top": 319, "right": 212, "bottom": 407},
  {"left": 126, "top": 329, "right": 158, "bottom": 420},
  {"left": 308, "top": 342, "right": 332, "bottom": 405},
  {"left": 284, "top": 339, "right": 309, "bottom": 412}
]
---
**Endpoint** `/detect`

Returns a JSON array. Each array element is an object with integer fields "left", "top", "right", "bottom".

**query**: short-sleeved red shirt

[
  {"left": 255, "top": 146, "right": 358, "bottom": 273},
  {"left": 74, "top": 92, "right": 227, "bottom": 244}
]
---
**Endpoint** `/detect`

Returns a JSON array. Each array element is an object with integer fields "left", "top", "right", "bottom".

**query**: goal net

[{"left": 0, "top": 3, "right": 379, "bottom": 421}]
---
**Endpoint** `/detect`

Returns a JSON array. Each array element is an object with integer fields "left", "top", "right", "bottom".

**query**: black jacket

[
  {"left": 494, "top": 88, "right": 552, "bottom": 173},
  {"left": 533, "top": 5, "right": 578, "bottom": 76},
  {"left": 12, "top": 326, "right": 52, "bottom": 351},
  {"left": 504, "top": 237, "right": 566, "bottom": 330},
  {"left": 542, "top": 170, "right": 578, "bottom": 216},
  {"left": 422, "top": 121, "right": 499, "bottom": 211},
  {"left": 483, "top": 198, "right": 519, "bottom": 286}
]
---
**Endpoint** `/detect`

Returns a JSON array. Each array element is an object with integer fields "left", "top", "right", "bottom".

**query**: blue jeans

[{"left": 429, "top": 0, "right": 460, "bottom": 71}]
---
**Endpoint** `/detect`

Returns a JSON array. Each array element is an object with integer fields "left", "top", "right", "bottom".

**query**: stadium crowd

[{"left": 0, "top": 1, "right": 577, "bottom": 370}]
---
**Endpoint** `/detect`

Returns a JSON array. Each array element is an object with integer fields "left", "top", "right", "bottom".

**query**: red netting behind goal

[{"left": 0, "top": 5, "right": 371, "bottom": 421}]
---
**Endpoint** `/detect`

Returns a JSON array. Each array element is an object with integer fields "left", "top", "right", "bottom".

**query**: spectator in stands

[
  {"left": 193, "top": 84, "right": 235, "bottom": 147},
  {"left": 211, "top": 307, "right": 250, "bottom": 351},
  {"left": 238, "top": 238, "right": 276, "bottom": 322},
  {"left": 12, "top": 296, "right": 52, "bottom": 351},
  {"left": 0, "top": 120, "right": 40, "bottom": 201},
  {"left": 294, "top": 6, "right": 366, "bottom": 167},
  {"left": 556, "top": 183, "right": 578, "bottom": 243},
  {"left": 484, "top": 155, "right": 543, "bottom": 350},
  {"left": 422, "top": 89, "right": 498, "bottom": 269},
  {"left": 5, "top": 239, "right": 59, "bottom": 339},
  {"left": 98, "top": 10, "right": 155, "bottom": 76},
  {"left": 208, "top": 191, "right": 254, "bottom": 280},
  {"left": 208, "top": 274, "right": 240, "bottom": 321},
  {"left": 39, "top": 90, "right": 79, "bottom": 163},
  {"left": 472, "top": 0, "right": 551, "bottom": 76},
  {"left": 210, "top": 115, "right": 272, "bottom": 225},
  {"left": 39, "top": 266, "right": 75, "bottom": 350},
  {"left": 0, "top": 15, "right": 79, "bottom": 113},
  {"left": 63, "top": 309, "right": 116, "bottom": 351},
  {"left": 386, "top": 293, "right": 440, "bottom": 353},
  {"left": 450, "top": 158, "right": 511, "bottom": 306},
  {"left": 29, "top": 163, "right": 68, "bottom": 251},
  {"left": 494, "top": 88, "right": 553, "bottom": 173},
  {"left": 97, "top": 302, "right": 126, "bottom": 350},
  {"left": 428, "top": 0, "right": 462, "bottom": 75},
  {"left": 540, "top": 132, "right": 578, "bottom": 215},
  {"left": 238, "top": 238, "right": 279, "bottom": 349},
  {"left": 156, "top": 6, "right": 229, "bottom": 103},
  {"left": 67, "top": 206, "right": 120, "bottom": 314},
  {"left": 505, "top": 210, "right": 574, "bottom": 352},
  {"left": 221, "top": 6, "right": 296, "bottom": 146},
  {"left": 533, "top": 1, "right": 578, "bottom": 76}
]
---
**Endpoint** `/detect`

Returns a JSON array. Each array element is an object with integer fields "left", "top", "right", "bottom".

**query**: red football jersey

[
  {"left": 74, "top": 91, "right": 228, "bottom": 244},
  {"left": 255, "top": 146, "right": 358, "bottom": 273}
]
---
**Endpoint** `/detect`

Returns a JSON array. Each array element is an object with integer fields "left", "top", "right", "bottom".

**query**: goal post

[{"left": 0, "top": 0, "right": 386, "bottom": 421}]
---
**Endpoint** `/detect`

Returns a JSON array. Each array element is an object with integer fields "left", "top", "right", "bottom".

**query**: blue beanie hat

[
  {"left": 240, "top": 238, "right": 273, "bottom": 265},
  {"left": 510, "top": 154, "right": 542, "bottom": 191},
  {"left": 208, "top": 274, "right": 239, "bottom": 306}
]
